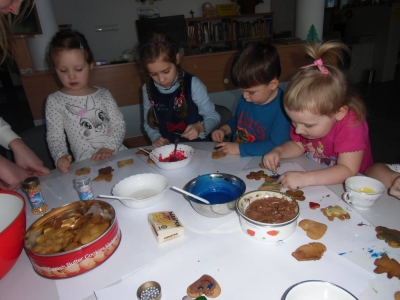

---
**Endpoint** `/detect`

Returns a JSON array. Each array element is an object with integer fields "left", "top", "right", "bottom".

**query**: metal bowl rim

[{"left": 182, "top": 173, "right": 247, "bottom": 206}]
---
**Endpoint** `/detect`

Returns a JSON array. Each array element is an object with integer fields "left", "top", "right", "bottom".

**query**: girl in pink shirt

[{"left": 262, "top": 41, "right": 373, "bottom": 189}]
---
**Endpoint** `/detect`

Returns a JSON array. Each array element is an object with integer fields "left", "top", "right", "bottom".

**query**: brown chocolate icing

[{"left": 245, "top": 197, "right": 297, "bottom": 223}]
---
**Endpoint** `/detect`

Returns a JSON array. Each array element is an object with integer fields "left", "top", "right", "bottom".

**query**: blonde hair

[
  {"left": 284, "top": 41, "right": 366, "bottom": 124},
  {"left": 0, "top": 0, "right": 34, "bottom": 64}
]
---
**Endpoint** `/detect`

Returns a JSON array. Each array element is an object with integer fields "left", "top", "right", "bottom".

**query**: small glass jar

[
  {"left": 74, "top": 175, "right": 94, "bottom": 201},
  {"left": 22, "top": 177, "right": 48, "bottom": 215}
]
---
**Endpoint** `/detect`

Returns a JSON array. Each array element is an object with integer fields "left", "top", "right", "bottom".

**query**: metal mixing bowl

[{"left": 182, "top": 173, "right": 246, "bottom": 218}]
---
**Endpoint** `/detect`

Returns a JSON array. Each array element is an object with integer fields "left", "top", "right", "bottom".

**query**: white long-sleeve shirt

[
  {"left": 0, "top": 117, "right": 19, "bottom": 149},
  {"left": 45, "top": 87, "right": 127, "bottom": 164}
]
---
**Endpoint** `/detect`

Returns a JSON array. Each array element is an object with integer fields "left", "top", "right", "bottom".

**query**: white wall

[
  {"left": 50, "top": 0, "right": 270, "bottom": 63},
  {"left": 42, "top": 1, "right": 271, "bottom": 138}
]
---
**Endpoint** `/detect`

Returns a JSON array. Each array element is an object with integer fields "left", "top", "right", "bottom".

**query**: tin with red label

[{"left": 24, "top": 200, "right": 121, "bottom": 279}]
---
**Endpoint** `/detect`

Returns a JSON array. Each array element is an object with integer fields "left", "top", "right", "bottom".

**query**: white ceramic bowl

[
  {"left": 236, "top": 190, "right": 299, "bottom": 242},
  {"left": 112, "top": 173, "right": 169, "bottom": 208},
  {"left": 343, "top": 176, "right": 385, "bottom": 210},
  {"left": 281, "top": 280, "right": 357, "bottom": 300},
  {"left": 150, "top": 144, "right": 194, "bottom": 171}
]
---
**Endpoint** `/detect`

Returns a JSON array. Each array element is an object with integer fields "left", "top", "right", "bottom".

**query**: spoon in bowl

[
  {"left": 171, "top": 186, "right": 210, "bottom": 204},
  {"left": 98, "top": 195, "right": 144, "bottom": 201},
  {"left": 138, "top": 147, "right": 159, "bottom": 162}
]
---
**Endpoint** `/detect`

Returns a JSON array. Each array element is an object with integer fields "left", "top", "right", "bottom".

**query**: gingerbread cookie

[
  {"left": 286, "top": 190, "right": 306, "bottom": 201},
  {"left": 147, "top": 157, "right": 155, "bottom": 164},
  {"left": 187, "top": 274, "right": 221, "bottom": 298},
  {"left": 93, "top": 166, "right": 114, "bottom": 182},
  {"left": 75, "top": 167, "right": 91, "bottom": 176},
  {"left": 292, "top": 242, "right": 327, "bottom": 261},
  {"left": 299, "top": 219, "right": 328, "bottom": 240},
  {"left": 259, "top": 162, "right": 267, "bottom": 169},
  {"left": 212, "top": 151, "right": 226, "bottom": 159},
  {"left": 374, "top": 253, "right": 400, "bottom": 279},
  {"left": 321, "top": 205, "right": 350, "bottom": 221},
  {"left": 117, "top": 158, "right": 133, "bottom": 168},
  {"left": 258, "top": 181, "right": 282, "bottom": 192},
  {"left": 135, "top": 149, "right": 151, "bottom": 156},
  {"left": 375, "top": 226, "right": 400, "bottom": 248},
  {"left": 395, "top": 291, "right": 400, "bottom": 300},
  {"left": 246, "top": 170, "right": 268, "bottom": 180}
]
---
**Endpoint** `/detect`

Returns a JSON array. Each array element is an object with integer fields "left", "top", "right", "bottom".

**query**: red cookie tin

[{"left": 24, "top": 200, "right": 121, "bottom": 279}]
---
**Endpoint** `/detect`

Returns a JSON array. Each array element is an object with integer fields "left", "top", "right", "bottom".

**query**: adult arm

[
  {"left": 0, "top": 117, "right": 19, "bottom": 149},
  {"left": 191, "top": 77, "right": 220, "bottom": 138},
  {"left": 0, "top": 155, "right": 28, "bottom": 190},
  {"left": 9, "top": 138, "right": 50, "bottom": 176}
]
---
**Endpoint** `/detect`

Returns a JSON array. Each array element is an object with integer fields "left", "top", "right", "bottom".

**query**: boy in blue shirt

[{"left": 211, "top": 41, "right": 290, "bottom": 157}]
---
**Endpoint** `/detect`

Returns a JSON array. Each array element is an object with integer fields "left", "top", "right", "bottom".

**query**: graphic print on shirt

[
  {"left": 66, "top": 96, "right": 111, "bottom": 160},
  {"left": 235, "top": 111, "right": 266, "bottom": 143},
  {"left": 304, "top": 140, "right": 337, "bottom": 166}
]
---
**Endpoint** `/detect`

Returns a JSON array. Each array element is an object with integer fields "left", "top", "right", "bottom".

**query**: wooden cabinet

[
  {"left": 185, "top": 13, "right": 273, "bottom": 52},
  {"left": 19, "top": 44, "right": 308, "bottom": 121}
]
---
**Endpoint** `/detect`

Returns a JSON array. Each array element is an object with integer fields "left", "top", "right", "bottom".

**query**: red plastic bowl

[{"left": 0, "top": 190, "right": 26, "bottom": 280}]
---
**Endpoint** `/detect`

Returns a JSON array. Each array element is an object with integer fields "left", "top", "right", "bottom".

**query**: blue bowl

[{"left": 182, "top": 173, "right": 246, "bottom": 218}]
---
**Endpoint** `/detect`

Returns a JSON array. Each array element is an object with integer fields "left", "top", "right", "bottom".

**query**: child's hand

[
  {"left": 262, "top": 151, "right": 281, "bottom": 173},
  {"left": 277, "top": 171, "right": 308, "bottom": 190},
  {"left": 213, "top": 142, "right": 239, "bottom": 156},
  {"left": 91, "top": 148, "right": 114, "bottom": 161},
  {"left": 152, "top": 137, "right": 169, "bottom": 148},
  {"left": 211, "top": 129, "right": 225, "bottom": 143},
  {"left": 389, "top": 176, "right": 400, "bottom": 199},
  {"left": 57, "top": 154, "right": 73, "bottom": 173},
  {"left": 181, "top": 123, "right": 203, "bottom": 140}
]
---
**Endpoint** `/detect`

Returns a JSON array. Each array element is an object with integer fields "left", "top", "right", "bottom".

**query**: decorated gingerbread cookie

[
  {"left": 321, "top": 205, "right": 350, "bottom": 221},
  {"left": 375, "top": 226, "right": 400, "bottom": 248},
  {"left": 187, "top": 274, "right": 221, "bottom": 298}
]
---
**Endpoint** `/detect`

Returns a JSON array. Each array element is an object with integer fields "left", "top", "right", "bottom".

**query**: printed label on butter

[{"left": 148, "top": 211, "right": 184, "bottom": 244}]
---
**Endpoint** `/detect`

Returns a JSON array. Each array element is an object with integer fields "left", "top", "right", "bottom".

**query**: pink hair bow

[
  {"left": 300, "top": 58, "right": 329, "bottom": 74},
  {"left": 150, "top": 101, "right": 155, "bottom": 107}
]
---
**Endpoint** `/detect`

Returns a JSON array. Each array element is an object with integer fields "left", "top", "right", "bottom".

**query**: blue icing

[
  {"left": 367, "top": 248, "right": 387, "bottom": 258},
  {"left": 187, "top": 174, "right": 245, "bottom": 204}
]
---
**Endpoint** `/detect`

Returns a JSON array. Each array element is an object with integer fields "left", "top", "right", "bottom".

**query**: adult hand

[
  {"left": 212, "top": 142, "right": 239, "bottom": 156},
  {"left": 57, "top": 154, "right": 73, "bottom": 173},
  {"left": 211, "top": 129, "right": 225, "bottom": 143},
  {"left": 152, "top": 137, "right": 169, "bottom": 148},
  {"left": 91, "top": 148, "right": 113, "bottom": 161},
  {"left": 9, "top": 138, "right": 50, "bottom": 176},
  {"left": 0, "top": 155, "right": 28, "bottom": 190},
  {"left": 389, "top": 176, "right": 400, "bottom": 199},
  {"left": 277, "top": 171, "right": 308, "bottom": 190},
  {"left": 181, "top": 122, "right": 202, "bottom": 140},
  {"left": 262, "top": 151, "right": 281, "bottom": 173}
]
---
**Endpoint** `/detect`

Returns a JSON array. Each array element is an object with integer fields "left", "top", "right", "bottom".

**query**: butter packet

[{"left": 148, "top": 211, "right": 184, "bottom": 244}]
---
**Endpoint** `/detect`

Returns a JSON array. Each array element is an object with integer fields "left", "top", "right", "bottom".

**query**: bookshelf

[{"left": 185, "top": 13, "right": 274, "bottom": 53}]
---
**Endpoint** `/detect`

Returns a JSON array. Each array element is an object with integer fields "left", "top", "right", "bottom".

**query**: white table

[{"left": 1, "top": 142, "right": 399, "bottom": 300}]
